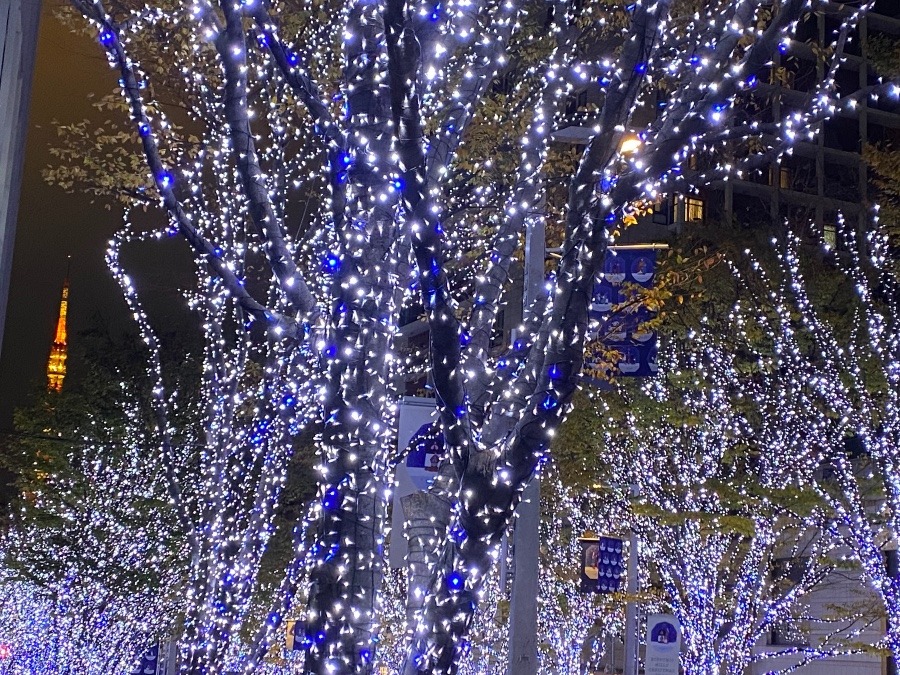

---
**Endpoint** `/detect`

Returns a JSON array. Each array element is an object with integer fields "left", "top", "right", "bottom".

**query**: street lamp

[{"left": 619, "top": 133, "right": 643, "bottom": 155}]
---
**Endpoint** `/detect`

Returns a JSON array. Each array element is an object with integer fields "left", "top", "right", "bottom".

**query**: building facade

[{"left": 0, "top": 0, "right": 41, "bottom": 362}]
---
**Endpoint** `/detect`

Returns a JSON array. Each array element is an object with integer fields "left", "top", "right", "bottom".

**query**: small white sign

[
  {"left": 388, "top": 397, "right": 438, "bottom": 567},
  {"left": 645, "top": 613, "right": 681, "bottom": 675}
]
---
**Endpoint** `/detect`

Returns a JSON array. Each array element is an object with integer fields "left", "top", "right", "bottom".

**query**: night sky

[{"left": 0, "top": 2, "right": 187, "bottom": 428}]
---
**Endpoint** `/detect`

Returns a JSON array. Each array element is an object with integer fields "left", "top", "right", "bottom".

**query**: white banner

[
  {"left": 645, "top": 613, "right": 681, "bottom": 675},
  {"left": 388, "top": 396, "right": 438, "bottom": 567}
]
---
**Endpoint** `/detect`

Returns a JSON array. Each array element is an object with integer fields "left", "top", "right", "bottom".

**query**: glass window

[
  {"left": 685, "top": 197, "right": 704, "bottom": 222},
  {"left": 823, "top": 222, "right": 838, "bottom": 248}
]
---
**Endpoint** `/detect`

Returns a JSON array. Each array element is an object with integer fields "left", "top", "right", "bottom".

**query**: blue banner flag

[
  {"left": 130, "top": 645, "right": 159, "bottom": 675},
  {"left": 406, "top": 422, "right": 444, "bottom": 473},
  {"left": 579, "top": 536, "right": 625, "bottom": 593},
  {"left": 588, "top": 247, "right": 659, "bottom": 378}
]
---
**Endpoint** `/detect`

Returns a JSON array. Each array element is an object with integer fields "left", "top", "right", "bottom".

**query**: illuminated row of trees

[{"left": 1, "top": 0, "right": 898, "bottom": 673}]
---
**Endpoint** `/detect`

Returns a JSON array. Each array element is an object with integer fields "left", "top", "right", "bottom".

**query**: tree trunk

[
  {"left": 401, "top": 483, "right": 453, "bottom": 628},
  {"left": 302, "top": 466, "right": 388, "bottom": 675}
]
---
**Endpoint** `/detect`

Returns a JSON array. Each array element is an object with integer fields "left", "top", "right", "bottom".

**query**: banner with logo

[
  {"left": 578, "top": 536, "right": 625, "bottom": 593},
  {"left": 587, "top": 247, "right": 659, "bottom": 378},
  {"left": 130, "top": 645, "right": 159, "bottom": 675},
  {"left": 645, "top": 613, "right": 681, "bottom": 675},
  {"left": 389, "top": 397, "right": 441, "bottom": 567}
]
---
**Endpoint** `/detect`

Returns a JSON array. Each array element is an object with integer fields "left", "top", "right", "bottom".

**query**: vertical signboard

[
  {"left": 130, "top": 645, "right": 159, "bottom": 675},
  {"left": 645, "top": 613, "right": 681, "bottom": 675},
  {"left": 578, "top": 536, "right": 625, "bottom": 593},
  {"left": 588, "top": 248, "right": 659, "bottom": 378},
  {"left": 389, "top": 397, "right": 440, "bottom": 567}
]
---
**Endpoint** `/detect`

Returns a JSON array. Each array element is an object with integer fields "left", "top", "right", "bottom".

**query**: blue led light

[
  {"left": 446, "top": 571, "right": 464, "bottom": 591},
  {"left": 322, "top": 487, "right": 340, "bottom": 510},
  {"left": 323, "top": 252, "right": 341, "bottom": 274},
  {"left": 157, "top": 171, "right": 174, "bottom": 189}
]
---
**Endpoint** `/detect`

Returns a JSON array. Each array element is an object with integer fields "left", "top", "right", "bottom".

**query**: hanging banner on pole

[
  {"left": 578, "top": 536, "right": 625, "bottom": 593},
  {"left": 389, "top": 396, "right": 440, "bottom": 567},
  {"left": 645, "top": 613, "right": 681, "bottom": 675},
  {"left": 130, "top": 645, "right": 159, "bottom": 675},
  {"left": 586, "top": 247, "right": 660, "bottom": 379}
]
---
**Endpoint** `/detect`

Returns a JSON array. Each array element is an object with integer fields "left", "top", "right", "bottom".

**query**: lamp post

[
  {"left": 623, "top": 484, "right": 640, "bottom": 675},
  {"left": 507, "top": 189, "right": 546, "bottom": 675}
]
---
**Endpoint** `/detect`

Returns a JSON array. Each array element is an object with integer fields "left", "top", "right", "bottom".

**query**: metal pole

[
  {"left": 499, "top": 531, "right": 509, "bottom": 592},
  {"left": 508, "top": 478, "right": 540, "bottom": 673},
  {"left": 623, "top": 484, "right": 640, "bottom": 675},
  {"left": 507, "top": 193, "right": 545, "bottom": 675}
]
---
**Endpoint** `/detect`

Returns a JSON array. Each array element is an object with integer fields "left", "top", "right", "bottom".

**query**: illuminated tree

[
  {"left": 739, "top": 223, "right": 900, "bottom": 661},
  {"left": 0, "top": 333, "right": 189, "bottom": 673},
  {"left": 0, "top": 562, "right": 164, "bottom": 675},
  {"left": 863, "top": 39, "right": 900, "bottom": 257},
  {"left": 601, "top": 344, "right": 865, "bottom": 674},
  {"left": 62, "top": 0, "right": 899, "bottom": 672},
  {"left": 370, "top": 473, "right": 630, "bottom": 675}
]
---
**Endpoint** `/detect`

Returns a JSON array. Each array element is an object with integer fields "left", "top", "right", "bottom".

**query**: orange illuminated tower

[{"left": 47, "top": 260, "right": 70, "bottom": 392}]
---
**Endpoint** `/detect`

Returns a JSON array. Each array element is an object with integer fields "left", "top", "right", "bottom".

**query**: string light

[{"left": 57, "top": 0, "right": 897, "bottom": 671}]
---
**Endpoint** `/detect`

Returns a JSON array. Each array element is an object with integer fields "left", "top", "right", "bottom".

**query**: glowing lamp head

[{"left": 619, "top": 134, "right": 642, "bottom": 155}]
